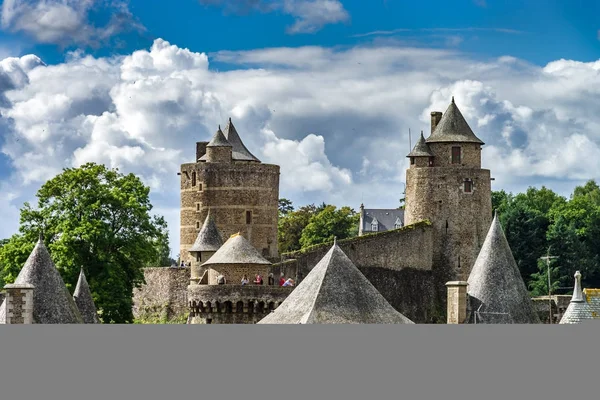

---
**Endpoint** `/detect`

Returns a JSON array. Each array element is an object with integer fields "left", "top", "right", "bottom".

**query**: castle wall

[
  {"left": 404, "top": 166, "right": 492, "bottom": 282},
  {"left": 132, "top": 268, "right": 189, "bottom": 321},
  {"left": 188, "top": 284, "right": 293, "bottom": 324},
  {"left": 429, "top": 142, "right": 481, "bottom": 168},
  {"left": 280, "top": 222, "right": 441, "bottom": 323},
  {"left": 180, "top": 162, "right": 280, "bottom": 264}
]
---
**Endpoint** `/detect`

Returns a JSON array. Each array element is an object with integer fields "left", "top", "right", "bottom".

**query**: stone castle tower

[
  {"left": 179, "top": 119, "right": 280, "bottom": 271},
  {"left": 405, "top": 98, "right": 492, "bottom": 282}
]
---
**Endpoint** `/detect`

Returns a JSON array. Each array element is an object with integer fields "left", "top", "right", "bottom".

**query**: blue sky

[{"left": 2, "top": 0, "right": 600, "bottom": 256}]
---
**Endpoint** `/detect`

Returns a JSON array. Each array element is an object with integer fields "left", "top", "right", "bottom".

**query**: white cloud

[
  {"left": 0, "top": 0, "right": 144, "bottom": 46},
  {"left": 197, "top": 0, "right": 349, "bottom": 34},
  {"left": 3, "top": 38, "right": 600, "bottom": 253}
]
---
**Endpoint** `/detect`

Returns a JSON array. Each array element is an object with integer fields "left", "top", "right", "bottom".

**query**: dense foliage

[
  {"left": 277, "top": 199, "right": 359, "bottom": 253},
  {"left": 493, "top": 180, "right": 600, "bottom": 295},
  {"left": 0, "top": 163, "right": 171, "bottom": 323}
]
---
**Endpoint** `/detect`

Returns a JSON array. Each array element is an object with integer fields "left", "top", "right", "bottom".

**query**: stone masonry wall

[
  {"left": 281, "top": 222, "right": 441, "bottom": 323},
  {"left": 133, "top": 268, "right": 190, "bottom": 321},
  {"left": 429, "top": 142, "right": 482, "bottom": 168},
  {"left": 180, "top": 161, "right": 280, "bottom": 266}
]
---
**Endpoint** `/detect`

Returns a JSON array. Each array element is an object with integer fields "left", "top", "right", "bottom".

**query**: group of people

[{"left": 231, "top": 273, "right": 295, "bottom": 287}]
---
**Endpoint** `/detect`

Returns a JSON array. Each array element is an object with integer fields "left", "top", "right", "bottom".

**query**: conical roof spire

[
  {"left": 189, "top": 209, "right": 224, "bottom": 252},
  {"left": 426, "top": 99, "right": 484, "bottom": 144},
  {"left": 258, "top": 243, "right": 414, "bottom": 324},
  {"left": 206, "top": 125, "right": 232, "bottom": 147},
  {"left": 407, "top": 130, "right": 434, "bottom": 157},
  {"left": 0, "top": 239, "right": 83, "bottom": 324},
  {"left": 201, "top": 233, "right": 270, "bottom": 265},
  {"left": 73, "top": 267, "right": 100, "bottom": 324},
  {"left": 571, "top": 271, "right": 585, "bottom": 303},
  {"left": 222, "top": 118, "right": 261, "bottom": 162},
  {"left": 466, "top": 213, "right": 541, "bottom": 324}
]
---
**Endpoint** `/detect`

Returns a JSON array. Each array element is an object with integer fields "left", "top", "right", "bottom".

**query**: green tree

[
  {"left": 278, "top": 198, "right": 294, "bottom": 216},
  {"left": 299, "top": 205, "right": 360, "bottom": 248},
  {"left": 0, "top": 163, "right": 169, "bottom": 323},
  {"left": 278, "top": 204, "right": 319, "bottom": 253}
]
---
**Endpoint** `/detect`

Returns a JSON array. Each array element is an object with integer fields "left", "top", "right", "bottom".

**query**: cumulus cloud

[
  {"left": 198, "top": 0, "right": 349, "bottom": 34},
  {"left": 3, "top": 38, "right": 600, "bottom": 253},
  {"left": 0, "top": 0, "right": 144, "bottom": 47}
]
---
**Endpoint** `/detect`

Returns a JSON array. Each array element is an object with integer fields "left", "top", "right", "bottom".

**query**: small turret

[
  {"left": 205, "top": 125, "right": 232, "bottom": 163},
  {"left": 407, "top": 131, "right": 434, "bottom": 168}
]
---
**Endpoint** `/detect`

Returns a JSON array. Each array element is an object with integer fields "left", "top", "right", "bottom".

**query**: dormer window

[
  {"left": 452, "top": 147, "right": 461, "bottom": 164},
  {"left": 394, "top": 217, "right": 403, "bottom": 229},
  {"left": 371, "top": 219, "right": 379, "bottom": 232}
]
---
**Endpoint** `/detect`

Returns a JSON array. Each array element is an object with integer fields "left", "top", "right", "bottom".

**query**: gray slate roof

[
  {"left": 189, "top": 209, "right": 224, "bottom": 252},
  {"left": 467, "top": 213, "right": 541, "bottom": 324},
  {"left": 199, "top": 118, "right": 260, "bottom": 162},
  {"left": 206, "top": 126, "right": 232, "bottom": 147},
  {"left": 426, "top": 98, "right": 485, "bottom": 145},
  {"left": 559, "top": 271, "right": 600, "bottom": 324},
  {"left": 0, "top": 238, "right": 84, "bottom": 324},
  {"left": 407, "top": 131, "right": 434, "bottom": 157},
  {"left": 200, "top": 233, "right": 271, "bottom": 266},
  {"left": 362, "top": 208, "right": 404, "bottom": 233},
  {"left": 73, "top": 267, "right": 100, "bottom": 324},
  {"left": 258, "top": 242, "right": 414, "bottom": 324}
]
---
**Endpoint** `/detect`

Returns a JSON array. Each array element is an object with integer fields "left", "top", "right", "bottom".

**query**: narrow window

[
  {"left": 196, "top": 254, "right": 200, "bottom": 262},
  {"left": 428, "top": 157, "right": 434, "bottom": 167},
  {"left": 198, "top": 183, "right": 203, "bottom": 191},
  {"left": 196, "top": 221, "right": 200, "bottom": 229},
  {"left": 410, "top": 157, "right": 415, "bottom": 165},
  {"left": 464, "top": 179, "right": 473, "bottom": 193},
  {"left": 196, "top": 203, "right": 200, "bottom": 211},
  {"left": 191, "top": 171, "right": 196, "bottom": 186},
  {"left": 451, "top": 147, "right": 461, "bottom": 164},
  {"left": 246, "top": 210, "right": 252, "bottom": 224}
]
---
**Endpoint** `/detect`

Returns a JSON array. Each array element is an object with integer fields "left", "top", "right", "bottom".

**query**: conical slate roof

[
  {"left": 223, "top": 118, "right": 261, "bottom": 162},
  {"left": 559, "top": 271, "right": 600, "bottom": 324},
  {"left": 407, "top": 131, "right": 434, "bottom": 157},
  {"left": 426, "top": 98, "right": 485, "bottom": 145},
  {"left": 0, "top": 237, "right": 83, "bottom": 324},
  {"left": 466, "top": 213, "right": 541, "bottom": 324},
  {"left": 206, "top": 126, "right": 232, "bottom": 147},
  {"left": 258, "top": 242, "right": 415, "bottom": 324},
  {"left": 200, "top": 233, "right": 270, "bottom": 266},
  {"left": 73, "top": 267, "right": 100, "bottom": 324},
  {"left": 189, "top": 209, "right": 223, "bottom": 252}
]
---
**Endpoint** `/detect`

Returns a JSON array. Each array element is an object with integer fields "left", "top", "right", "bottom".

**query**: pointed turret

[
  {"left": 206, "top": 125, "right": 232, "bottom": 148},
  {"left": 466, "top": 213, "right": 541, "bottom": 324},
  {"left": 258, "top": 242, "right": 414, "bottom": 324},
  {"left": 222, "top": 118, "right": 261, "bottom": 162},
  {"left": 407, "top": 131, "right": 434, "bottom": 157},
  {"left": 0, "top": 238, "right": 83, "bottom": 324},
  {"left": 559, "top": 271, "right": 600, "bottom": 324},
  {"left": 189, "top": 209, "right": 223, "bottom": 253},
  {"left": 73, "top": 267, "right": 100, "bottom": 324},
  {"left": 426, "top": 100, "right": 484, "bottom": 144}
]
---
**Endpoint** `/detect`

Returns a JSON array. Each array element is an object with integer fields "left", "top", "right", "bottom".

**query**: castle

[{"left": 174, "top": 98, "right": 506, "bottom": 324}]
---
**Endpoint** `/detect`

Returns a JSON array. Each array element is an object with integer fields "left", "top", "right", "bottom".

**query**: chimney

[
  {"left": 446, "top": 281, "right": 468, "bottom": 324},
  {"left": 431, "top": 111, "right": 443, "bottom": 134},
  {"left": 196, "top": 141, "right": 209, "bottom": 162},
  {"left": 3, "top": 283, "right": 34, "bottom": 324}
]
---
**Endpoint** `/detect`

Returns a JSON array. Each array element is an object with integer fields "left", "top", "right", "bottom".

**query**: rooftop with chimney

[
  {"left": 426, "top": 97, "right": 485, "bottom": 144},
  {"left": 199, "top": 118, "right": 260, "bottom": 162}
]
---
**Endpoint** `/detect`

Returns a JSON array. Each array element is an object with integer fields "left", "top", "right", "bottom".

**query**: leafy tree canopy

[{"left": 0, "top": 163, "right": 170, "bottom": 323}]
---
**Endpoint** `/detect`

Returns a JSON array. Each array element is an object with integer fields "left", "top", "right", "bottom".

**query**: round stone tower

[
  {"left": 179, "top": 118, "right": 280, "bottom": 265},
  {"left": 405, "top": 98, "right": 492, "bottom": 282}
]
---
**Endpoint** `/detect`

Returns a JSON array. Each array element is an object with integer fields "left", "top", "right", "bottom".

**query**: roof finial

[
  {"left": 334, "top": 236, "right": 337, "bottom": 246},
  {"left": 572, "top": 271, "right": 585, "bottom": 302},
  {"left": 38, "top": 230, "right": 43, "bottom": 243},
  {"left": 218, "top": 124, "right": 221, "bottom": 130},
  {"left": 229, "top": 117, "right": 232, "bottom": 123},
  {"left": 451, "top": 96, "right": 455, "bottom": 103}
]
